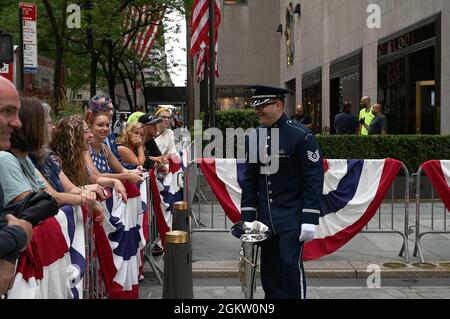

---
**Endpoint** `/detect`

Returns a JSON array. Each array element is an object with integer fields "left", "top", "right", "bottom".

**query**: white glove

[
  {"left": 243, "top": 222, "right": 255, "bottom": 234},
  {"left": 299, "top": 224, "right": 316, "bottom": 243}
]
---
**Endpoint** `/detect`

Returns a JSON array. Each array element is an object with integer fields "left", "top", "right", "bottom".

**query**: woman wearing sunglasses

[{"left": 154, "top": 107, "right": 177, "bottom": 161}]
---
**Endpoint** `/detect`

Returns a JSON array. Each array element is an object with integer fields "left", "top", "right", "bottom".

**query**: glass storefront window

[
  {"left": 302, "top": 84, "right": 321, "bottom": 134},
  {"left": 378, "top": 45, "right": 437, "bottom": 135},
  {"left": 378, "top": 59, "right": 407, "bottom": 134},
  {"left": 217, "top": 97, "right": 250, "bottom": 110},
  {"left": 217, "top": 86, "right": 252, "bottom": 110}
]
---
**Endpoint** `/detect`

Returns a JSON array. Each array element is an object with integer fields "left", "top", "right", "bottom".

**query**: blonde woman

[
  {"left": 117, "top": 122, "right": 146, "bottom": 169},
  {"left": 154, "top": 107, "right": 177, "bottom": 158}
]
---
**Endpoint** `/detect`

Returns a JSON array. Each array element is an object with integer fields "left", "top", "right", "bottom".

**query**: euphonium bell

[{"left": 230, "top": 221, "right": 271, "bottom": 299}]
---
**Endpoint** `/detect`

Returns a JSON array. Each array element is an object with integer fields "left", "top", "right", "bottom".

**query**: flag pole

[
  {"left": 209, "top": 0, "right": 216, "bottom": 128},
  {"left": 18, "top": 7, "right": 24, "bottom": 92},
  {"left": 201, "top": 59, "right": 209, "bottom": 128}
]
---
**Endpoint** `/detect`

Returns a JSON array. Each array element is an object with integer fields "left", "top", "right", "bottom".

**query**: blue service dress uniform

[{"left": 240, "top": 113, "right": 324, "bottom": 299}]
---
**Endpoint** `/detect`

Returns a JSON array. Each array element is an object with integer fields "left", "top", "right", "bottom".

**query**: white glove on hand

[
  {"left": 299, "top": 223, "right": 316, "bottom": 243},
  {"left": 243, "top": 222, "right": 255, "bottom": 234}
]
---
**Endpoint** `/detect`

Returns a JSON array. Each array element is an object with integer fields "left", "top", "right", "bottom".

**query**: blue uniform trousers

[{"left": 260, "top": 230, "right": 306, "bottom": 299}]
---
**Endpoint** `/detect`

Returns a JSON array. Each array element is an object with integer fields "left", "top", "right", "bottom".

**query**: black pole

[
  {"left": 200, "top": 65, "right": 209, "bottom": 128},
  {"left": 18, "top": 7, "right": 24, "bottom": 91},
  {"left": 209, "top": 0, "right": 216, "bottom": 128}
]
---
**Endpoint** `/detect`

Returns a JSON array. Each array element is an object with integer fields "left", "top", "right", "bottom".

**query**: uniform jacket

[{"left": 240, "top": 113, "right": 324, "bottom": 234}]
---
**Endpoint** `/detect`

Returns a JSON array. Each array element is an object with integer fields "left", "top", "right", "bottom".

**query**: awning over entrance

[{"left": 145, "top": 86, "right": 187, "bottom": 105}]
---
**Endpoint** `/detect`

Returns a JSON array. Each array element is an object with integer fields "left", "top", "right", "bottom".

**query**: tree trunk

[
  {"left": 122, "top": 62, "right": 137, "bottom": 111},
  {"left": 52, "top": 42, "right": 64, "bottom": 115},
  {"left": 140, "top": 71, "right": 147, "bottom": 112},
  {"left": 86, "top": 0, "right": 96, "bottom": 97},
  {"left": 107, "top": 40, "right": 116, "bottom": 106},
  {"left": 89, "top": 52, "right": 98, "bottom": 98},
  {"left": 42, "top": 0, "right": 67, "bottom": 116},
  {"left": 118, "top": 64, "right": 134, "bottom": 110}
]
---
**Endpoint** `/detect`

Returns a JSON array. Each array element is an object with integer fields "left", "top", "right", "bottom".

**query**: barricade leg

[
  {"left": 412, "top": 166, "right": 450, "bottom": 264},
  {"left": 361, "top": 163, "right": 410, "bottom": 264},
  {"left": 143, "top": 176, "right": 164, "bottom": 285},
  {"left": 413, "top": 171, "right": 426, "bottom": 263},
  {"left": 84, "top": 208, "right": 110, "bottom": 299}
]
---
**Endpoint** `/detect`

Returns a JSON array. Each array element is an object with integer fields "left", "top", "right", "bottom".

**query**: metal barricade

[
  {"left": 412, "top": 168, "right": 450, "bottom": 263},
  {"left": 142, "top": 175, "right": 164, "bottom": 285},
  {"left": 184, "top": 160, "right": 411, "bottom": 263},
  {"left": 83, "top": 208, "right": 109, "bottom": 299},
  {"left": 184, "top": 161, "right": 229, "bottom": 234},
  {"left": 361, "top": 163, "right": 410, "bottom": 263},
  {"left": 83, "top": 176, "right": 164, "bottom": 298}
]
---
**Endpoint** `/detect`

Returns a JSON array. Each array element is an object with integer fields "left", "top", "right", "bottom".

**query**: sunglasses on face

[{"left": 159, "top": 116, "right": 171, "bottom": 120}]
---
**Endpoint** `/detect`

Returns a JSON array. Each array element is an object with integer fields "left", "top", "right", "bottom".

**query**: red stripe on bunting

[
  {"left": 421, "top": 160, "right": 450, "bottom": 211},
  {"left": 197, "top": 159, "right": 241, "bottom": 224},
  {"left": 323, "top": 159, "right": 329, "bottom": 174},
  {"left": 150, "top": 169, "right": 171, "bottom": 246},
  {"left": 16, "top": 216, "right": 69, "bottom": 281},
  {"left": 93, "top": 221, "right": 139, "bottom": 299},
  {"left": 303, "top": 158, "right": 403, "bottom": 260},
  {"left": 93, "top": 181, "right": 140, "bottom": 299}
]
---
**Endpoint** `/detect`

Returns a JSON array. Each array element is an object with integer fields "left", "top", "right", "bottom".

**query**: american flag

[
  {"left": 123, "top": 5, "right": 164, "bottom": 65},
  {"left": 190, "top": 0, "right": 221, "bottom": 81}
]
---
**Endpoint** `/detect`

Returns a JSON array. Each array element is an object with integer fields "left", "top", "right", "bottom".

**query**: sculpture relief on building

[{"left": 285, "top": 2, "right": 295, "bottom": 66}]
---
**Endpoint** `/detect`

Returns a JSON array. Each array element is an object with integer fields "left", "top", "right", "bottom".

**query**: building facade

[
  {"left": 212, "top": 0, "right": 281, "bottom": 111},
  {"left": 279, "top": 0, "right": 450, "bottom": 135}
]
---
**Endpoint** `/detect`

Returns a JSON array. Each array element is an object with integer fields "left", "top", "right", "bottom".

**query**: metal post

[
  {"left": 144, "top": 176, "right": 164, "bottom": 285},
  {"left": 201, "top": 66, "right": 209, "bottom": 128},
  {"left": 403, "top": 165, "right": 410, "bottom": 263},
  {"left": 162, "top": 231, "right": 193, "bottom": 299},
  {"left": 18, "top": 7, "right": 24, "bottom": 91},
  {"left": 209, "top": 0, "right": 216, "bottom": 128},
  {"left": 172, "top": 201, "right": 191, "bottom": 234},
  {"left": 415, "top": 168, "right": 425, "bottom": 263}
]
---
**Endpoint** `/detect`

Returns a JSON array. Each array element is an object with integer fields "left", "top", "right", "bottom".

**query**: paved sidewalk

[
  {"left": 142, "top": 202, "right": 450, "bottom": 299},
  {"left": 139, "top": 278, "right": 450, "bottom": 299},
  {"left": 186, "top": 202, "right": 450, "bottom": 264}
]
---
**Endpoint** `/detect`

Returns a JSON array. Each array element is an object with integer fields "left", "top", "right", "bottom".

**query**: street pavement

[
  {"left": 140, "top": 202, "right": 450, "bottom": 299},
  {"left": 139, "top": 277, "right": 450, "bottom": 299}
]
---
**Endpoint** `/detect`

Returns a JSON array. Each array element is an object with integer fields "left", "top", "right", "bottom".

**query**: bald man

[
  {"left": 0, "top": 76, "right": 33, "bottom": 297},
  {"left": 0, "top": 77, "right": 22, "bottom": 150},
  {"left": 359, "top": 96, "right": 375, "bottom": 136},
  {"left": 290, "top": 104, "right": 313, "bottom": 129}
]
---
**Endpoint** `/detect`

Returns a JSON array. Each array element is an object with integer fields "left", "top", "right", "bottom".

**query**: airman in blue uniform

[{"left": 240, "top": 86, "right": 324, "bottom": 299}]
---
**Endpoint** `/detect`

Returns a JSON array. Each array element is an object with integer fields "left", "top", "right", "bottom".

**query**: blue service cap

[{"left": 249, "top": 85, "right": 290, "bottom": 107}]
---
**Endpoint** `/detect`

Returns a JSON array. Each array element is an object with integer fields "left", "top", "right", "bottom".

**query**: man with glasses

[{"left": 240, "top": 85, "right": 324, "bottom": 299}]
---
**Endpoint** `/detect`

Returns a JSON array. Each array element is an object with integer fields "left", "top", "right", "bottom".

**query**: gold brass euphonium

[{"left": 230, "top": 221, "right": 271, "bottom": 299}]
